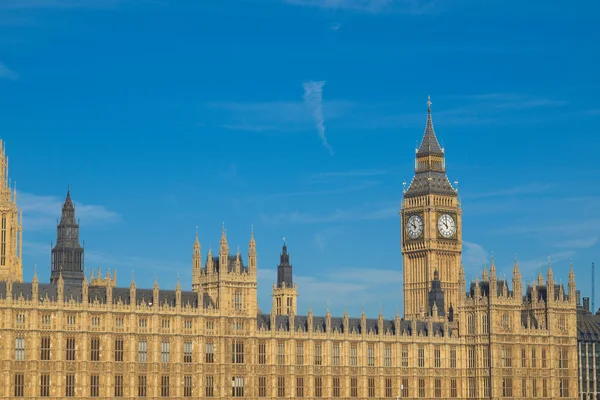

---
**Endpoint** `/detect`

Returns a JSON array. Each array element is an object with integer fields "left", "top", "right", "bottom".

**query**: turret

[
  {"left": 176, "top": 274, "right": 182, "bottom": 310},
  {"left": 129, "top": 272, "right": 136, "bottom": 305},
  {"left": 152, "top": 276, "right": 159, "bottom": 306},
  {"left": 32, "top": 268, "right": 39, "bottom": 303},
  {"left": 192, "top": 228, "right": 202, "bottom": 292},
  {"left": 489, "top": 257, "right": 497, "bottom": 297},
  {"left": 219, "top": 223, "right": 229, "bottom": 274},
  {"left": 547, "top": 258, "right": 555, "bottom": 302},
  {"left": 568, "top": 261, "right": 576, "bottom": 304},
  {"left": 272, "top": 239, "right": 298, "bottom": 316},
  {"left": 248, "top": 226, "right": 257, "bottom": 275},
  {"left": 57, "top": 269, "right": 64, "bottom": 303},
  {"left": 512, "top": 256, "right": 522, "bottom": 298}
]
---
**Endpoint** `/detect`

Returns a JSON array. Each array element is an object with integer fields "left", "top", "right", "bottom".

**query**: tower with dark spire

[
  {"left": 277, "top": 238, "right": 293, "bottom": 288},
  {"left": 400, "top": 97, "right": 462, "bottom": 320},
  {"left": 0, "top": 140, "right": 23, "bottom": 282},
  {"left": 50, "top": 188, "right": 85, "bottom": 286},
  {"left": 428, "top": 270, "right": 446, "bottom": 317},
  {"left": 272, "top": 238, "right": 297, "bottom": 316}
]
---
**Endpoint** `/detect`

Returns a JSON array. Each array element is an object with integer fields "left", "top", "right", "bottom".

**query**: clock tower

[{"left": 400, "top": 97, "right": 461, "bottom": 320}]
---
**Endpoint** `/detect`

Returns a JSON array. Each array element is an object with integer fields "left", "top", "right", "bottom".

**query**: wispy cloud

[
  {"left": 0, "top": 0, "right": 148, "bottom": 9},
  {"left": 260, "top": 203, "right": 397, "bottom": 225},
  {"left": 310, "top": 169, "right": 388, "bottom": 182},
  {"left": 283, "top": 0, "right": 442, "bottom": 15},
  {"left": 0, "top": 62, "right": 18, "bottom": 80},
  {"left": 462, "top": 241, "right": 488, "bottom": 275},
  {"left": 248, "top": 181, "right": 380, "bottom": 200},
  {"left": 258, "top": 266, "right": 403, "bottom": 315},
  {"left": 461, "top": 183, "right": 556, "bottom": 200},
  {"left": 303, "top": 81, "right": 334, "bottom": 155},
  {"left": 518, "top": 251, "right": 576, "bottom": 278},
  {"left": 555, "top": 236, "right": 598, "bottom": 249},
  {"left": 451, "top": 93, "right": 568, "bottom": 110},
  {"left": 19, "top": 192, "right": 121, "bottom": 231}
]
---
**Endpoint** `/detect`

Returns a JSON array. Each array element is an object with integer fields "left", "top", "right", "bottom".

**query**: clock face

[
  {"left": 437, "top": 214, "right": 456, "bottom": 238},
  {"left": 406, "top": 215, "right": 424, "bottom": 239}
]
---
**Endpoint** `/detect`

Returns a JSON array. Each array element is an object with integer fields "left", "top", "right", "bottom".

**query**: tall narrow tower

[
  {"left": 50, "top": 189, "right": 85, "bottom": 286},
  {"left": 272, "top": 239, "right": 297, "bottom": 316},
  {"left": 0, "top": 140, "right": 23, "bottom": 282},
  {"left": 400, "top": 98, "right": 461, "bottom": 319}
]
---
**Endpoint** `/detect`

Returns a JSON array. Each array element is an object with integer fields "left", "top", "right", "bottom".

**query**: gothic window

[
  {"left": 184, "top": 376, "right": 192, "bottom": 397},
  {"left": 40, "top": 374, "right": 50, "bottom": 397},
  {"left": 258, "top": 341, "right": 266, "bottom": 364},
  {"left": 65, "top": 374, "right": 75, "bottom": 397},
  {"left": 521, "top": 348, "right": 526, "bottom": 368},
  {"left": 138, "top": 375, "right": 147, "bottom": 397},
  {"left": 277, "top": 341, "right": 285, "bottom": 365},
  {"left": 385, "top": 344, "right": 392, "bottom": 367},
  {"left": 435, "top": 379, "right": 442, "bottom": 398},
  {"left": 434, "top": 346, "right": 441, "bottom": 368},
  {"left": 482, "top": 313, "right": 489, "bottom": 334},
  {"left": 468, "top": 346, "right": 476, "bottom": 368},
  {"left": 467, "top": 313, "right": 475, "bottom": 334},
  {"left": 296, "top": 342, "right": 304, "bottom": 365},
  {"left": 418, "top": 378, "right": 426, "bottom": 397},
  {"left": 350, "top": 377, "right": 358, "bottom": 398},
  {"left": 40, "top": 337, "right": 51, "bottom": 360},
  {"left": 368, "top": 344, "right": 375, "bottom": 366},
  {"left": 184, "top": 319, "right": 192, "bottom": 330},
  {"left": 161, "top": 375, "right": 170, "bottom": 397},
  {"left": 1, "top": 215, "right": 6, "bottom": 266},
  {"left": 41, "top": 314, "right": 51, "bottom": 326},
  {"left": 502, "top": 313, "right": 509, "bottom": 330},
  {"left": 232, "top": 339, "right": 244, "bottom": 364},
  {"left": 14, "top": 337, "right": 25, "bottom": 361},
  {"left": 296, "top": 377, "right": 304, "bottom": 398},
  {"left": 418, "top": 346, "right": 425, "bottom": 368},
  {"left": 543, "top": 379, "right": 548, "bottom": 397},
  {"left": 91, "top": 316, "right": 101, "bottom": 327},
  {"left": 90, "top": 337, "right": 100, "bottom": 361},
  {"left": 468, "top": 377, "right": 476, "bottom": 398},
  {"left": 402, "top": 345, "right": 409, "bottom": 367},
  {"left": 114, "top": 375, "right": 123, "bottom": 397},
  {"left": 559, "top": 316, "right": 566, "bottom": 331},
  {"left": 206, "top": 341, "right": 215, "bottom": 363},
  {"left": 278, "top": 376, "right": 286, "bottom": 397},
  {"left": 161, "top": 340, "right": 170, "bottom": 363},
  {"left": 258, "top": 376, "right": 267, "bottom": 397},
  {"left": 522, "top": 378, "right": 527, "bottom": 398},
  {"left": 350, "top": 343, "right": 358, "bottom": 366},
  {"left": 314, "top": 343, "right": 322, "bottom": 365},
  {"left": 234, "top": 291, "right": 243, "bottom": 311},
  {"left": 314, "top": 376, "right": 322, "bottom": 398},
  {"left": 502, "top": 377, "right": 513, "bottom": 397},
  {"left": 483, "top": 378, "right": 490, "bottom": 397},
  {"left": 138, "top": 340, "right": 147, "bottom": 363},
  {"left": 532, "top": 379, "right": 537, "bottom": 397},
  {"left": 66, "top": 337, "right": 76, "bottom": 361},
  {"left": 501, "top": 347, "right": 512, "bottom": 367},
  {"left": 559, "top": 347, "right": 569, "bottom": 368},
  {"left": 287, "top": 297, "right": 292, "bottom": 315},
  {"left": 14, "top": 373, "right": 24, "bottom": 397},
  {"left": 205, "top": 376, "right": 214, "bottom": 397},
  {"left": 332, "top": 342, "right": 340, "bottom": 366},
  {"left": 450, "top": 379, "right": 457, "bottom": 398},
  {"left": 531, "top": 348, "right": 537, "bottom": 368},
  {"left": 560, "top": 378, "right": 569, "bottom": 397},
  {"left": 90, "top": 375, "right": 99, "bottom": 397},
  {"left": 385, "top": 378, "right": 393, "bottom": 398},
  {"left": 161, "top": 319, "right": 170, "bottom": 329},
  {"left": 450, "top": 347, "right": 457, "bottom": 368},
  {"left": 232, "top": 376, "right": 244, "bottom": 397},
  {"left": 138, "top": 318, "right": 147, "bottom": 328},
  {"left": 67, "top": 314, "right": 76, "bottom": 326},
  {"left": 333, "top": 377, "right": 341, "bottom": 397},
  {"left": 15, "top": 313, "right": 25, "bottom": 325},
  {"left": 542, "top": 349, "right": 547, "bottom": 368},
  {"left": 368, "top": 377, "right": 376, "bottom": 397},
  {"left": 483, "top": 347, "right": 490, "bottom": 368},
  {"left": 184, "top": 341, "right": 193, "bottom": 363},
  {"left": 114, "top": 338, "right": 124, "bottom": 362}
]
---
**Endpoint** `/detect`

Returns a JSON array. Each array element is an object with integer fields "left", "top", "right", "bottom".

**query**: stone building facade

[{"left": 0, "top": 101, "right": 579, "bottom": 399}]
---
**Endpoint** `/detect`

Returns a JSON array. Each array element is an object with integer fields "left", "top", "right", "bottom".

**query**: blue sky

[{"left": 1, "top": 0, "right": 599, "bottom": 317}]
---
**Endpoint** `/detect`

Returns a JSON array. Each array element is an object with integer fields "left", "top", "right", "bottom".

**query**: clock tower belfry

[{"left": 400, "top": 97, "right": 461, "bottom": 320}]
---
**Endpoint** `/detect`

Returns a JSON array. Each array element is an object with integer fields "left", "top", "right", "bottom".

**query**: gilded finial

[{"left": 427, "top": 95, "right": 432, "bottom": 112}]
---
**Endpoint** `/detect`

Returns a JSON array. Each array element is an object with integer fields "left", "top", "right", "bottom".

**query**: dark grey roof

[
  {"left": 469, "top": 280, "right": 513, "bottom": 298},
  {"left": 525, "top": 283, "right": 566, "bottom": 303},
  {"left": 417, "top": 108, "right": 443, "bottom": 157},
  {"left": 0, "top": 281, "right": 199, "bottom": 308},
  {"left": 256, "top": 313, "right": 450, "bottom": 337},
  {"left": 578, "top": 313, "right": 600, "bottom": 342},
  {"left": 405, "top": 171, "right": 456, "bottom": 198},
  {"left": 205, "top": 254, "right": 247, "bottom": 274}
]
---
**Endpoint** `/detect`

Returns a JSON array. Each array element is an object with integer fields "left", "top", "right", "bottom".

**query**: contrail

[{"left": 303, "top": 81, "right": 334, "bottom": 156}]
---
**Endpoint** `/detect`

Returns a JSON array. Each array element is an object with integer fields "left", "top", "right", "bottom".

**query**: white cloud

[
  {"left": 555, "top": 236, "right": 598, "bottom": 249},
  {"left": 462, "top": 241, "right": 488, "bottom": 276},
  {"left": 0, "top": 0, "right": 139, "bottom": 9},
  {"left": 19, "top": 192, "right": 121, "bottom": 231},
  {"left": 313, "top": 232, "right": 327, "bottom": 251},
  {"left": 258, "top": 266, "right": 403, "bottom": 316},
  {"left": 0, "top": 62, "right": 18, "bottom": 80},
  {"left": 260, "top": 203, "right": 397, "bottom": 225},
  {"left": 303, "top": 81, "right": 334, "bottom": 155},
  {"left": 283, "top": 0, "right": 440, "bottom": 14}
]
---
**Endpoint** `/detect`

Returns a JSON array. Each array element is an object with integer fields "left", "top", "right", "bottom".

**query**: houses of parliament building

[{"left": 0, "top": 100, "right": 579, "bottom": 399}]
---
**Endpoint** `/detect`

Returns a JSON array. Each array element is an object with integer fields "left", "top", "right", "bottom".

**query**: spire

[
  {"left": 277, "top": 238, "right": 293, "bottom": 288},
  {"left": 194, "top": 226, "right": 200, "bottom": 249},
  {"left": 417, "top": 96, "right": 444, "bottom": 157},
  {"left": 489, "top": 255, "right": 497, "bottom": 280},
  {"left": 220, "top": 222, "right": 228, "bottom": 252}
]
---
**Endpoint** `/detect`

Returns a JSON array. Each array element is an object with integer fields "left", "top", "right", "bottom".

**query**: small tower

[
  {"left": 428, "top": 270, "right": 446, "bottom": 318},
  {"left": 50, "top": 188, "right": 85, "bottom": 286},
  {"left": 272, "top": 238, "right": 298, "bottom": 316},
  {"left": 0, "top": 140, "right": 23, "bottom": 283},
  {"left": 192, "top": 228, "right": 202, "bottom": 292}
]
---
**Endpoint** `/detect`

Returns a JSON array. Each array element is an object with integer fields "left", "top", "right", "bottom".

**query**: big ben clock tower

[{"left": 400, "top": 97, "right": 461, "bottom": 320}]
